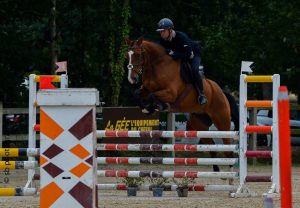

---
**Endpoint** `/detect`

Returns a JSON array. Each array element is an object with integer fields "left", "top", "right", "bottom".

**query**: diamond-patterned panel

[{"left": 39, "top": 91, "right": 97, "bottom": 208}]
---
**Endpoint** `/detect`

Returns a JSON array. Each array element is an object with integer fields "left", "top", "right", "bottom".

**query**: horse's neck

[
  {"left": 143, "top": 42, "right": 183, "bottom": 92},
  {"left": 143, "top": 42, "right": 175, "bottom": 73},
  {"left": 144, "top": 42, "right": 166, "bottom": 63}
]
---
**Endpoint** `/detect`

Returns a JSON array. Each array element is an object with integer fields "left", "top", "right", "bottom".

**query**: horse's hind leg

[{"left": 209, "top": 113, "right": 233, "bottom": 158}]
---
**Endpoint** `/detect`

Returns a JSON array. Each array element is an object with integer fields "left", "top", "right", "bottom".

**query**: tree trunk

[{"left": 50, "top": 0, "right": 57, "bottom": 74}]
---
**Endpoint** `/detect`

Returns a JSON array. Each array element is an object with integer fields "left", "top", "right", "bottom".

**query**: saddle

[{"left": 180, "top": 62, "right": 194, "bottom": 84}]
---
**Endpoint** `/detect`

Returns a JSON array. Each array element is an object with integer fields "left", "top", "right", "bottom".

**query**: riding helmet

[{"left": 156, "top": 18, "right": 174, "bottom": 31}]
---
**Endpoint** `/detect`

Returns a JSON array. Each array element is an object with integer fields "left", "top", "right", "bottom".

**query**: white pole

[
  {"left": 26, "top": 74, "right": 37, "bottom": 188},
  {"left": 239, "top": 74, "right": 248, "bottom": 189},
  {"left": 271, "top": 74, "right": 280, "bottom": 193},
  {"left": 60, "top": 74, "right": 68, "bottom": 88}
]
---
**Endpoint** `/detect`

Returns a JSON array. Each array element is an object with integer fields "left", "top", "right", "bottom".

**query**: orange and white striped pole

[{"left": 278, "top": 86, "right": 292, "bottom": 208}]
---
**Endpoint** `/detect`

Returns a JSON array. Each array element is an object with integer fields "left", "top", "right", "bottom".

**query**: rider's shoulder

[
  {"left": 175, "top": 31, "right": 188, "bottom": 38},
  {"left": 175, "top": 31, "right": 191, "bottom": 42}
]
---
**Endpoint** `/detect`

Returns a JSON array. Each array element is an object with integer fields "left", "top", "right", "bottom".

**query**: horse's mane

[
  {"left": 142, "top": 40, "right": 166, "bottom": 55},
  {"left": 141, "top": 40, "right": 170, "bottom": 64}
]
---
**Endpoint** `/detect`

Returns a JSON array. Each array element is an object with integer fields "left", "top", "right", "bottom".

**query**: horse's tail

[{"left": 224, "top": 92, "right": 239, "bottom": 131}]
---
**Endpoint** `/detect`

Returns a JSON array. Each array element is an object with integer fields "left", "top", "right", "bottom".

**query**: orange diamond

[
  {"left": 40, "top": 109, "right": 64, "bottom": 140},
  {"left": 70, "top": 162, "right": 90, "bottom": 178},
  {"left": 40, "top": 156, "right": 48, "bottom": 166},
  {"left": 69, "top": 144, "right": 90, "bottom": 159},
  {"left": 40, "top": 182, "right": 64, "bottom": 208}
]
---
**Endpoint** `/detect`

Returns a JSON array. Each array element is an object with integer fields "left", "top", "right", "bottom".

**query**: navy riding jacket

[{"left": 159, "top": 31, "right": 202, "bottom": 61}]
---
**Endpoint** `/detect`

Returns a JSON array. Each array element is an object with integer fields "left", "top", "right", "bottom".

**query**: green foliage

[
  {"left": 108, "top": 0, "right": 131, "bottom": 106},
  {"left": 147, "top": 177, "right": 169, "bottom": 188},
  {"left": 1, "top": 0, "right": 300, "bottom": 106},
  {"left": 172, "top": 176, "right": 195, "bottom": 188},
  {"left": 120, "top": 177, "right": 144, "bottom": 187}
]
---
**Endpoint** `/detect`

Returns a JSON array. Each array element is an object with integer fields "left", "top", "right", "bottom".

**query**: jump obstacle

[{"left": 0, "top": 72, "right": 292, "bottom": 207}]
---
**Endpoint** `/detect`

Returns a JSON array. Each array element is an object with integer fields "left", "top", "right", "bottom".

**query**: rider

[{"left": 156, "top": 18, "right": 208, "bottom": 105}]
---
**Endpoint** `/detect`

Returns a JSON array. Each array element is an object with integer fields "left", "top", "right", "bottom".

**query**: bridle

[{"left": 127, "top": 45, "right": 145, "bottom": 84}]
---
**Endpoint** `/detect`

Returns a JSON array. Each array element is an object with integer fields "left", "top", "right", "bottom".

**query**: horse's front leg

[
  {"left": 149, "top": 89, "right": 176, "bottom": 111},
  {"left": 133, "top": 88, "right": 156, "bottom": 115}
]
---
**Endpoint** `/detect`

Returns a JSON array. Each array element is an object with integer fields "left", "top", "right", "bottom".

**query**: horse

[{"left": 125, "top": 37, "right": 239, "bottom": 177}]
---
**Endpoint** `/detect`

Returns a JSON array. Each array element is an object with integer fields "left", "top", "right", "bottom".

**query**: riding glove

[{"left": 165, "top": 49, "right": 174, "bottom": 55}]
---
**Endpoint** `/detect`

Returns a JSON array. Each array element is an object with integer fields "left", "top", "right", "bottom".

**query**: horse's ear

[
  {"left": 137, "top": 36, "right": 144, "bottom": 45},
  {"left": 124, "top": 37, "right": 131, "bottom": 46}
]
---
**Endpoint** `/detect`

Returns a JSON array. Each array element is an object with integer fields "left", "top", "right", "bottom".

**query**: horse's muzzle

[{"left": 127, "top": 68, "right": 135, "bottom": 84}]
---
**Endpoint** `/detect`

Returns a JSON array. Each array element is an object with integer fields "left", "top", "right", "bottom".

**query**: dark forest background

[{"left": 1, "top": 0, "right": 299, "bottom": 107}]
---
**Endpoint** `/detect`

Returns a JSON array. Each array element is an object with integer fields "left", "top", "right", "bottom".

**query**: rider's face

[{"left": 159, "top": 29, "right": 170, "bottom": 40}]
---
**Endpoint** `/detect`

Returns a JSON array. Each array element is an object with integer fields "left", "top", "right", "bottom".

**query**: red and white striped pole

[{"left": 278, "top": 86, "right": 292, "bottom": 208}]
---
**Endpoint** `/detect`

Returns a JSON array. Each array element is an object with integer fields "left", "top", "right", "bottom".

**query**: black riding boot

[{"left": 194, "top": 71, "right": 208, "bottom": 105}]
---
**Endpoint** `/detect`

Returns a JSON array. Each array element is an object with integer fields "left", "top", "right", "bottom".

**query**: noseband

[{"left": 127, "top": 45, "right": 145, "bottom": 76}]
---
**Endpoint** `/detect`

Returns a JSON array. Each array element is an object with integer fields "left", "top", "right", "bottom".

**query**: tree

[
  {"left": 50, "top": 0, "right": 57, "bottom": 74},
  {"left": 108, "top": 0, "right": 130, "bottom": 106}
]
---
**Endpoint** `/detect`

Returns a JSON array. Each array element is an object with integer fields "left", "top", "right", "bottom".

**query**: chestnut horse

[{"left": 125, "top": 37, "right": 239, "bottom": 174}]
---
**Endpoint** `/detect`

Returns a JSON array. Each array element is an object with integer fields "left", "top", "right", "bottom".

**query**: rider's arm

[
  {"left": 171, "top": 45, "right": 193, "bottom": 60},
  {"left": 171, "top": 33, "right": 194, "bottom": 61}
]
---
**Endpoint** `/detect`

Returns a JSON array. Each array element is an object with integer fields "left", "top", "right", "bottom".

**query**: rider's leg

[{"left": 191, "top": 57, "right": 207, "bottom": 105}]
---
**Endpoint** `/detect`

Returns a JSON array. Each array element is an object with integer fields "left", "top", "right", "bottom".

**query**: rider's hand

[{"left": 165, "top": 49, "right": 174, "bottom": 55}]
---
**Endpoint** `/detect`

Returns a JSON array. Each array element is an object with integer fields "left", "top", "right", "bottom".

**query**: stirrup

[{"left": 198, "top": 95, "right": 208, "bottom": 105}]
